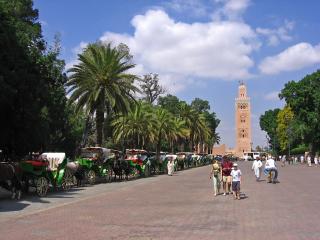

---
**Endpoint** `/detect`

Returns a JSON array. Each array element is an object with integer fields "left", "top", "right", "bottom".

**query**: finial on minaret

[{"left": 239, "top": 80, "right": 244, "bottom": 86}]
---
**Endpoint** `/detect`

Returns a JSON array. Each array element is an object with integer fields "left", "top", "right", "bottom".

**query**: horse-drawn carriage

[
  {"left": 124, "top": 149, "right": 151, "bottom": 177},
  {"left": 74, "top": 147, "right": 114, "bottom": 185},
  {"left": 176, "top": 152, "right": 193, "bottom": 170},
  {"left": 148, "top": 152, "right": 169, "bottom": 174},
  {"left": 19, "top": 152, "right": 73, "bottom": 197}
]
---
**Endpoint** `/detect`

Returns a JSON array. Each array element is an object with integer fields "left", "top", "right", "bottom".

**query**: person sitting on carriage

[{"left": 264, "top": 156, "right": 278, "bottom": 183}]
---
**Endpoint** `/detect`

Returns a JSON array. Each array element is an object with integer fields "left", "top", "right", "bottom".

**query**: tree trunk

[
  {"left": 156, "top": 132, "right": 162, "bottom": 161},
  {"left": 96, "top": 107, "right": 104, "bottom": 147},
  {"left": 81, "top": 115, "right": 91, "bottom": 148}
]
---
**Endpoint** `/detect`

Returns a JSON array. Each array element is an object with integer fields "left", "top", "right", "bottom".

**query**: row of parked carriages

[{"left": 1, "top": 148, "right": 215, "bottom": 198}]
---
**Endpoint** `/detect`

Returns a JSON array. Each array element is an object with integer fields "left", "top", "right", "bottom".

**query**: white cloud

[
  {"left": 256, "top": 20, "right": 294, "bottom": 46},
  {"left": 259, "top": 42, "right": 320, "bottom": 74},
  {"left": 65, "top": 41, "right": 88, "bottom": 71},
  {"left": 72, "top": 41, "right": 88, "bottom": 55},
  {"left": 99, "top": 9, "right": 258, "bottom": 93},
  {"left": 212, "top": 0, "right": 251, "bottom": 21},
  {"left": 264, "top": 91, "right": 279, "bottom": 101}
]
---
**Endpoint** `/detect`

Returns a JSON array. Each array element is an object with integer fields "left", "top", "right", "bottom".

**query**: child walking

[{"left": 231, "top": 163, "right": 242, "bottom": 200}]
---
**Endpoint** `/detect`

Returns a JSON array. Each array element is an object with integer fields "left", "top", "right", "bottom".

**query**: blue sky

[{"left": 34, "top": 0, "right": 320, "bottom": 148}]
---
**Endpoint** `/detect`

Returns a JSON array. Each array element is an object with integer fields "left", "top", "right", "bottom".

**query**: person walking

[
  {"left": 307, "top": 154, "right": 312, "bottom": 167},
  {"left": 231, "top": 163, "right": 242, "bottom": 200},
  {"left": 264, "top": 156, "right": 278, "bottom": 183},
  {"left": 252, "top": 157, "right": 262, "bottom": 181},
  {"left": 314, "top": 155, "right": 318, "bottom": 166},
  {"left": 167, "top": 157, "right": 174, "bottom": 176},
  {"left": 221, "top": 156, "right": 233, "bottom": 196},
  {"left": 281, "top": 155, "right": 286, "bottom": 167},
  {"left": 300, "top": 155, "right": 304, "bottom": 164},
  {"left": 209, "top": 159, "right": 221, "bottom": 196}
]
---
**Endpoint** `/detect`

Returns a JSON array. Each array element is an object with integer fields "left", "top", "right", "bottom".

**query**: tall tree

[
  {"left": 0, "top": 0, "right": 79, "bottom": 157},
  {"left": 260, "top": 109, "right": 281, "bottom": 154},
  {"left": 191, "top": 98, "right": 210, "bottom": 113},
  {"left": 279, "top": 70, "right": 320, "bottom": 153},
  {"left": 112, "top": 102, "right": 156, "bottom": 149},
  {"left": 157, "top": 94, "right": 181, "bottom": 114},
  {"left": 67, "top": 43, "right": 139, "bottom": 146},
  {"left": 276, "top": 105, "right": 294, "bottom": 152},
  {"left": 139, "top": 73, "right": 165, "bottom": 104}
]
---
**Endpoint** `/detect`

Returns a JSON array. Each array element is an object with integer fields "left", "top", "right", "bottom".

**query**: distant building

[
  {"left": 235, "top": 82, "right": 252, "bottom": 156},
  {"left": 212, "top": 82, "right": 252, "bottom": 158}
]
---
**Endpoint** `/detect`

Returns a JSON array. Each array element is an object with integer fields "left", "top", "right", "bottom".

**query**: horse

[
  {"left": 66, "top": 162, "right": 85, "bottom": 187},
  {"left": 0, "top": 162, "right": 22, "bottom": 200},
  {"left": 111, "top": 159, "right": 124, "bottom": 181}
]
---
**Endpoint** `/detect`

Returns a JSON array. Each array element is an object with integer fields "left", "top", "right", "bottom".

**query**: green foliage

[
  {"left": 157, "top": 94, "right": 181, "bottom": 114},
  {"left": 280, "top": 70, "right": 320, "bottom": 153},
  {"left": 66, "top": 42, "right": 139, "bottom": 146},
  {"left": 259, "top": 109, "right": 281, "bottom": 154},
  {"left": 191, "top": 98, "right": 210, "bottom": 113},
  {"left": 276, "top": 105, "right": 294, "bottom": 151},
  {"left": 291, "top": 144, "right": 309, "bottom": 155},
  {"left": 0, "top": 0, "right": 81, "bottom": 157}
]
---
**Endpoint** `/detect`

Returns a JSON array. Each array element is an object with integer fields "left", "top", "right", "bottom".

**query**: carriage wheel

[
  {"left": 87, "top": 170, "right": 96, "bottom": 185},
  {"left": 36, "top": 177, "right": 49, "bottom": 197},
  {"left": 62, "top": 169, "right": 74, "bottom": 191},
  {"left": 132, "top": 168, "right": 139, "bottom": 178}
]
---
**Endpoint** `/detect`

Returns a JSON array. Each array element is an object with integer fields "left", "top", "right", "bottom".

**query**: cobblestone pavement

[{"left": 1, "top": 162, "right": 320, "bottom": 240}]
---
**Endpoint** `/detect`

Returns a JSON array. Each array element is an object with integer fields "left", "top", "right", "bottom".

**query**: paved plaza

[{"left": 1, "top": 162, "right": 320, "bottom": 240}]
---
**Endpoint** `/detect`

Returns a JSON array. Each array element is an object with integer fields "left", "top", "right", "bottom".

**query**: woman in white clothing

[
  {"left": 167, "top": 157, "right": 174, "bottom": 176},
  {"left": 252, "top": 157, "right": 262, "bottom": 181}
]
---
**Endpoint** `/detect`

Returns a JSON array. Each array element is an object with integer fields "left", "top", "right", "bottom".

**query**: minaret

[{"left": 235, "top": 82, "right": 252, "bottom": 156}]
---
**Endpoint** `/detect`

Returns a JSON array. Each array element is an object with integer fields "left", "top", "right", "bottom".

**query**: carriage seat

[
  {"left": 41, "top": 153, "right": 65, "bottom": 171},
  {"left": 25, "top": 160, "right": 49, "bottom": 167}
]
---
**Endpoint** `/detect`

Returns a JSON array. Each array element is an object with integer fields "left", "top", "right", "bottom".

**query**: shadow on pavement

[
  {"left": 239, "top": 192, "right": 248, "bottom": 200},
  {"left": 0, "top": 202, "right": 30, "bottom": 212}
]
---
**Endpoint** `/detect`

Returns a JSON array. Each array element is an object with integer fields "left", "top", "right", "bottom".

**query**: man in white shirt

[
  {"left": 264, "top": 157, "right": 278, "bottom": 183},
  {"left": 252, "top": 157, "right": 262, "bottom": 181}
]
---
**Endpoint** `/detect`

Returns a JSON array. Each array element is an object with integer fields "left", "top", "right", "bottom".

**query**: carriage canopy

[{"left": 41, "top": 152, "right": 66, "bottom": 170}]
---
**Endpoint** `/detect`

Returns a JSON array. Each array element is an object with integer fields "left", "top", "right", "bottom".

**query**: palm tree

[
  {"left": 153, "top": 108, "right": 176, "bottom": 159},
  {"left": 112, "top": 102, "right": 156, "bottom": 149},
  {"left": 168, "top": 117, "right": 189, "bottom": 152},
  {"left": 177, "top": 103, "right": 211, "bottom": 151},
  {"left": 66, "top": 43, "right": 139, "bottom": 146}
]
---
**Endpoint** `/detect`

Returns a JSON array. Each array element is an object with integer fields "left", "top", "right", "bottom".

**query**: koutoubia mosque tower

[{"left": 235, "top": 82, "right": 252, "bottom": 156}]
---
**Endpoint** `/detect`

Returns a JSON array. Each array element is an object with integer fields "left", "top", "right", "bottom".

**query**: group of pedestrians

[
  {"left": 252, "top": 156, "right": 278, "bottom": 183},
  {"left": 279, "top": 154, "right": 319, "bottom": 167},
  {"left": 209, "top": 156, "right": 242, "bottom": 200}
]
